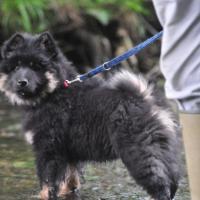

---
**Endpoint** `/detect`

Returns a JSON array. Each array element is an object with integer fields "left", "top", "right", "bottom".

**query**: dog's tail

[
  {"left": 107, "top": 70, "right": 178, "bottom": 133},
  {"left": 108, "top": 70, "right": 153, "bottom": 101}
]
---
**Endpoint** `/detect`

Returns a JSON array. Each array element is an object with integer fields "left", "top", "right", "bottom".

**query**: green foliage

[
  {"left": 64, "top": 0, "right": 147, "bottom": 13},
  {"left": 0, "top": 0, "right": 148, "bottom": 32},
  {"left": 58, "top": 0, "right": 112, "bottom": 24},
  {"left": 58, "top": 0, "right": 149, "bottom": 24},
  {"left": 0, "top": 0, "right": 48, "bottom": 33},
  {"left": 125, "top": 0, "right": 149, "bottom": 14},
  {"left": 12, "top": 160, "right": 34, "bottom": 169}
]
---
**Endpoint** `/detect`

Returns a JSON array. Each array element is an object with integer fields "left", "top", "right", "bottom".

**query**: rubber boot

[{"left": 180, "top": 113, "right": 200, "bottom": 200}]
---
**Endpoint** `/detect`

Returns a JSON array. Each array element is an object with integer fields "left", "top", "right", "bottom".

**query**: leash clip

[{"left": 64, "top": 75, "right": 82, "bottom": 88}]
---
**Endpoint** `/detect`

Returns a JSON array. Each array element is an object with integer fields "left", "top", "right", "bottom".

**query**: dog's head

[{"left": 0, "top": 32, "right": 73, "bottom": 106}]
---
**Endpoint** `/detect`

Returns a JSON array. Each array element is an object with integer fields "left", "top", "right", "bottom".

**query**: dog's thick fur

[{"left": 0, "top": 32, "right": 181, "bottom": 200}]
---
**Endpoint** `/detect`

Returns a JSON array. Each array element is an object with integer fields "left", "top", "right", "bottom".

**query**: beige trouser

[{"left": 180, "top": 113, "right": 200, "bottom": 200}]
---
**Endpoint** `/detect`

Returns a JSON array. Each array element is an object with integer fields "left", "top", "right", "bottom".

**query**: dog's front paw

[
  {"left": 40, "top": 185, "right": 58, "bottom": 200},
  {"left": 39, "top": 185, "right": 49, "bottom": 200},
  {"left": 58, "top": 165, "right": 81, "bottom": 197},
  {"left": 58, "top": 178, "right": 81, "bottom": 197}
]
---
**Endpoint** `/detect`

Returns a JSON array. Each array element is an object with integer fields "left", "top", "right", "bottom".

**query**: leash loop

[{"left": 102, "top": 61, "right": 110, "bottom": 71}]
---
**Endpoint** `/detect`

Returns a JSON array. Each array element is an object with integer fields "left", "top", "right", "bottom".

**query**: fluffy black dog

[{"left": 0, "top": 32, "right": 181, "bottom": 200}]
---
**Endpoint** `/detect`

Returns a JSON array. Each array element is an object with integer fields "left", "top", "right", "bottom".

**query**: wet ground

[{"left": 0, "top": 95, "right": 191, "bottom": 200}]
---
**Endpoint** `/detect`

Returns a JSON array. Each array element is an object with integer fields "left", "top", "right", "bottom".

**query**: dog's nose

[{"left": 17, "top": 79, "right": 28, "bottom": 88}]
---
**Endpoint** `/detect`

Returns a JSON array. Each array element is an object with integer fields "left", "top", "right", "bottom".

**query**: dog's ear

[
  {"left": 1, "top": 33, "right": 24, "bottom": 59},
  {"left": 36, "top": 32, "right": 58, "bottom": 58}
]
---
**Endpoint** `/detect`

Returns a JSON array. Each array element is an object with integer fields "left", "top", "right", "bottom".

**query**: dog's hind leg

[
  {"left": 109, "top": 104, "right": 180, "bottom": 200},
  {"left": 119, "top": 146, "right": 176, "bottom": 200},
  {"left": 114, "top": 132, "right": 180, "bottom": 200}
]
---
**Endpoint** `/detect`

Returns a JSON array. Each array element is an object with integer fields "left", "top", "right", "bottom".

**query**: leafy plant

[
  {"left": 0, "top": 0, "right": 148, "bottom": 32},
  {"left": 0, "top": 0, "right": 48, "bottom": 33},
  {"left": 60, "top": 0, "right": 149, "bottom": 24}
]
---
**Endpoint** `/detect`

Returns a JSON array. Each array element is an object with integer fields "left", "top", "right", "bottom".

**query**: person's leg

[
  {"left": 152, "top": 0, "right": 200, "bottom": 199},
  {"left": 180, "top": 113, "right": 200, "bottom": 200}
]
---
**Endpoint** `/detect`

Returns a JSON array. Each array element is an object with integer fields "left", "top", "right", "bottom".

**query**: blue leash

[{"left": 64, "top": 31, "right": 163, "bottom": 87}]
